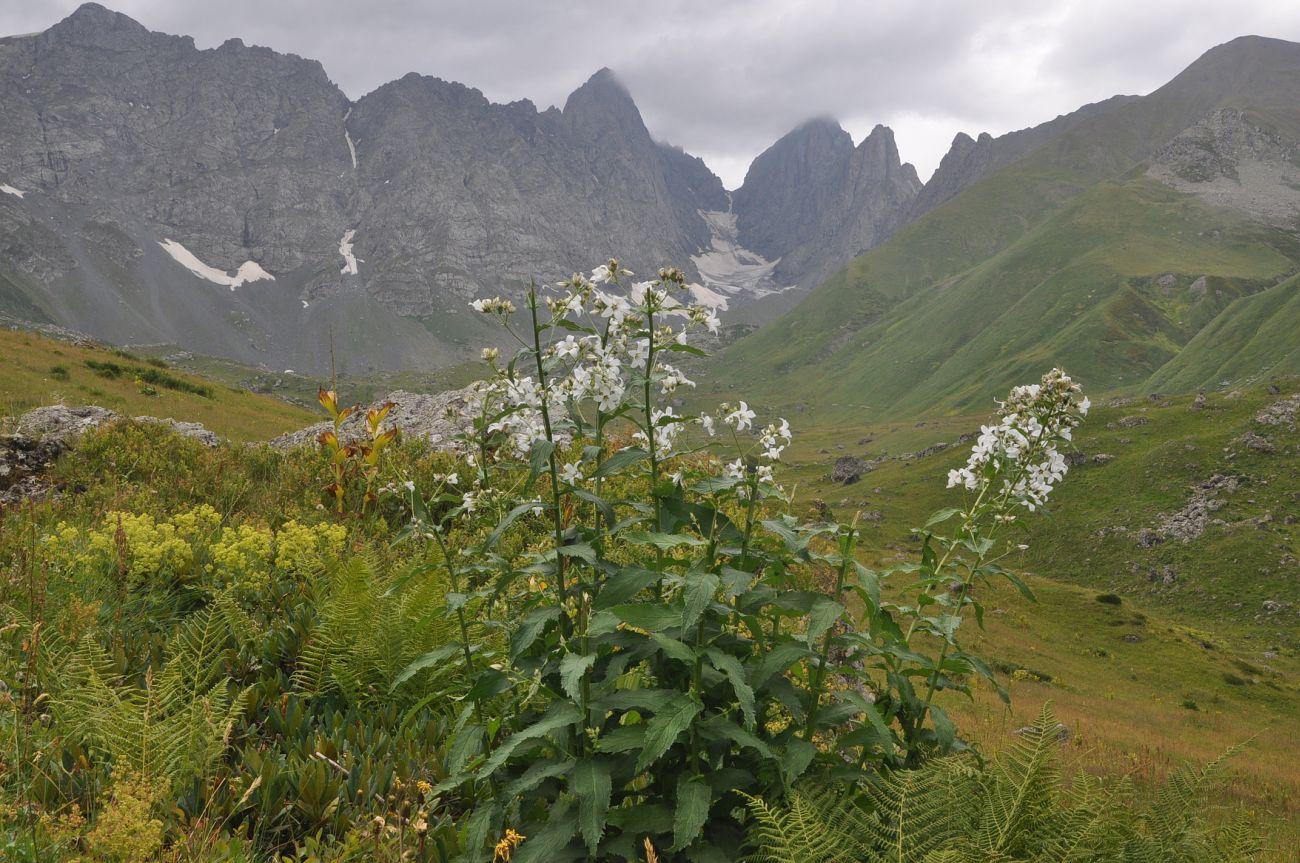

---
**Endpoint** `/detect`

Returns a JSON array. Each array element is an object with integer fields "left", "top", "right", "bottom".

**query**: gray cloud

[{"left": 6, "top": 0, "right": 1300, "bottom": 186}]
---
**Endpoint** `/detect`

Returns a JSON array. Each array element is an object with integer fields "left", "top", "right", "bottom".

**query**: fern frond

[
  {"left": 742, "top": 790, "right": 837, "bottom": 863},
  {"left": 968, "top": 703, "right": 1062, "bottom": 856},
  {"left": 862, "top": 757, "right": 977, "bottom": 862}
]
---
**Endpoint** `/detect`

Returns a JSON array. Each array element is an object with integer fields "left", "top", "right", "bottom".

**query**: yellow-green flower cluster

[
  {"left": 44, "top": 506, "right": 348, "bottom": 597},
  {"left": 44, "top": 504, "right": 221, "bottom": 585},
  {"left": 209, "top": 519, "right": 346, "bottom": 594},
  {"left": 274, "top": 520, "right": 348, "bottom": 575}
]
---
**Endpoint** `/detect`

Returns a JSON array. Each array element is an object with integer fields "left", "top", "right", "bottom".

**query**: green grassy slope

[
  {"left": 780, "top": 380, "right": 1299, "bottom": 643},
  {"left": 715, "top": 36, "right": 1300, "bottom": 421},
  {"left": 720, "top": 179, "right": 1297, "bottom": 418},
  {"left": 0, "top": 328, "right": 315, "bottom": 441},
  {"left": 776, "top": 381, "right": 1300, "bottom": 850}
]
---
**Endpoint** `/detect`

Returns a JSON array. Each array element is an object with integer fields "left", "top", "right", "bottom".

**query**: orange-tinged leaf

[{"left": 318, "top": 388, "right": 338, "bottom": 414}]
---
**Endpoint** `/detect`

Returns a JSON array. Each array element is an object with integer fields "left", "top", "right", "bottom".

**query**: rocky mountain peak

[
  {"left": 46, "top": 3, "right": 156, "bottom": 47},
  {"left": 732, "top": 118, "right": 918, "bottom": 283},
  {"left": 563, "top": 67, "right": 646, "bottom": 138}
]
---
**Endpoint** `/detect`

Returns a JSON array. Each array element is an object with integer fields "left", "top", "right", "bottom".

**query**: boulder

[
  {"left": 269, "top": 388, "right": 476, "bottom": 451},
  {"left": 16, "top": 404, "right": 117, "bottom": 443}
]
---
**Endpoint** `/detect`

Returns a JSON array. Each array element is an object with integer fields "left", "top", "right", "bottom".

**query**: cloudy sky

[{"left": 6, "top": 1, "right": 1300, "bottom": 187}]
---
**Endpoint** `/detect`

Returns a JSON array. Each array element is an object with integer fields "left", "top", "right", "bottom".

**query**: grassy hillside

[
  {"left": 0, "top": 328, "right": 315, "bottom": 441},
  {"left": 779, "top": 380, "right": 1299, "bottom": 639},
  {"left": 720, "top": 176, "right": 1298, "bottom": 420},
  {"left": 716, "top": 36, "right": 1300, "bottom": 421},
  {"left": 773, "top": 380, "right": 1300, "bottom": 852}
]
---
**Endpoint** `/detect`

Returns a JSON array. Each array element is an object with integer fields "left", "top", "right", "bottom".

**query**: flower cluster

[
  {"left": 946, "top": 368, "right": 1088, "bottom": 511},
  {"left": 462, "top": 261, "right": 715, "bottom": 462}
]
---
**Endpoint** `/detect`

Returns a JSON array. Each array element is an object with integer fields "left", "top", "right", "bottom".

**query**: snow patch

[
  {"left": 687, "top": 282, "right": 730, "bottom": 310},
  {"left": 302, "top": 300, "right": 310, "bottom": 309},
  {"left": 1, "top": 184, "right": 26, "bottom": 198},
  {"left": 688, "top": 210, "right": 796, "bottom": 303},
  {"left": 343, "top": 107, "right": 357, "bottom": 169},
  {"left": 158, "top": 239, "right": 274, "bottom": 290},
  {"left": 339, "top": 229, "right": 358, "bottom": 275}
]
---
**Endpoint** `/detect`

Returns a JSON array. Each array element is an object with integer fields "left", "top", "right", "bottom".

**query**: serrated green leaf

[
  {"left": 504, "top": 757, "right": 573, "bottom": 798},
  {"left": 390, "top": 644, "right": 461, "bottom": 691},
  {"left": 488, "top": 500, "right": 544, "bottom": 549},
  {"left": 476, "top": 702, "right": 582, "bottom": 779},
  {"left": 636, "top": 695, "right": 702, "bottom": 772},
  {"left": 781, "top": 738, "right": 817, "bottom": 784},
  {"left": 924, "top": 506, "right": 962, "bottom": 528},
  {"left": 931, "top": 704, "right": 956, "bottom": 752},
  {"left": 511, "top": 606, "right": 560, "bottom": 658},
  {"left": 698, "top": 715, "right": 774, "bottom": 759},
  {"left": 681, "top": 572, "right": 720, "bottom": 631},
  {"left": 512, "top": 796, "right": 577, "bottom": 863},
  {"left": 806, "top": 597, "right": 845, "bottom": 647},
  {"left": 672, "top": 774, "right": 710, "bottom": 851},
  {"left": 594, "top": 567, "right": 662, "bottom": 609},
  {"left": 623, "top": 531, "right": 708, "bottom": 550},
  {"left": 591, "top": 447, "right": 648, "bottom": 479},
  {"left": 558, "top": 542, "right": 597, "bottom": 564},
  {"left": 559, "top": 652, "right": 596, "bottom": 701},
  {"left": 610, "top": 603, "right": 681, "bottom": 632},
  {"left": 528, "top": 438, "right": 556, "bottom": 486},
  {"left": 706, "top": 648, "right": 756, "bottom": 729},
  {"left": 447, "top": 722, "right": 485, "bottom": 774},
  {"left": 652, "top": 633, "right": 697, "bottom": 664},
  {"left": 571, "top": 487, "right": 615, "bottom": 528},
  {"left": 573, "top": 758, "right": 612, "bottom": 854},
  {"left": 753, "top": 641, "right": 811, "bottom": 689}
]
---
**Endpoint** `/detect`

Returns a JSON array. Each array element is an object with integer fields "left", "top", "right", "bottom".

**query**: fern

[
  {"left": 966, "top": 703, "right": 1062, "bottom": 857},
  {"left": 291, "top": 552, "right": 461, "bottom": 704},
  {"left": 54, "top": 605, "right": 244, "bottom": 789},
  {"left": 743, "top": 704, "right": 1265, "bottom": 863}
]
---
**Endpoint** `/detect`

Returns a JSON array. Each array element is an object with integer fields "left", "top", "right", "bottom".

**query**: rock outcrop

[
  {"left": 2, "top": 403, "right": 219, "bottom": 504},
  {"left": 268, "top": 388, "right": 476, "bottom": 451},
  {"left": 732, "top": 120, "right": 922, "bottom": 290}
]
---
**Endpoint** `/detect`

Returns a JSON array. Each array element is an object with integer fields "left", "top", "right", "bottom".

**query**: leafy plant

[
  {"left": 744, "top": 704, "right": 1263, "bottom": 862},
  {"left": 317, "top": 389, "right": 399, "bottom": 515},
  {"left": 395, "top": 262, "right": 1087, "bottom": 862}
]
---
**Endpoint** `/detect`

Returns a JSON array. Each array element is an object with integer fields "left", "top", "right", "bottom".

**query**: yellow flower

[{"left": 493, "top": 828, "right": 526, "bottom": 862}]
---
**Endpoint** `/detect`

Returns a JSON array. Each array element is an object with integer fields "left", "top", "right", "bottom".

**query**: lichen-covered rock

[
  {"left": 0, "top": 434, "right": 68, "bottom": 504},
  {"left": 15, "top": 405, "right": 118, "bottom": 443},
  {"left": 1255, "top": 394, "right": 1299, "bottom": 430},
  {"left": 268, "top": 388, "right": 476, "bottom": 451}
]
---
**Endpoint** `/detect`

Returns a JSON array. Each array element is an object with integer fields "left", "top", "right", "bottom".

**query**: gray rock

[
  {"left": 1255, "top": 394, "right": 1299, "bottom": 430},
  {"left": 1237, "top": 431, "right": 1275, "bottom": 453},
  {"left": 269, "top": 388, "right": 476, "bottom": 451},
  {"left": 133, "top": 417, "right": 221, "bottom": 447},
  {"left": 830, "top": 455, "right": 873, "bottom": 485},
  {"left": 15, "top": 405, "right": 118, "bottom": 443},
  {"left": 0, "top": 434, "right": 68, "bottom": 505},
  {"left": 732, "top": 120, "right": 922, "bottom": 290},
  {"left": 1149, "top": 474, "right": 1241, "bottom": 543}
]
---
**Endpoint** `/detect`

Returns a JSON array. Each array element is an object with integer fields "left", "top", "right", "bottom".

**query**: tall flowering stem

[{"left": 527, "top": 284, "right": 570, "bottom": 627}]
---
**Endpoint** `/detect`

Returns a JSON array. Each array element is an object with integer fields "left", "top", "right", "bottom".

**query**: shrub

[
  {"left": 1096, "top": 592, "right": 1123, "bottom": 605},
  {"left": 391, "top": 262, "right": 1090, "bottom": 861}
]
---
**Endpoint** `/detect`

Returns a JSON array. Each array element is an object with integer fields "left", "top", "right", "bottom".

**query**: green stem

[
  {"left": 803, "top": 526, "right": 857, "bottom": 742},
  {"left": 528, "top": 286, "right": 569, "bottom": 630}
]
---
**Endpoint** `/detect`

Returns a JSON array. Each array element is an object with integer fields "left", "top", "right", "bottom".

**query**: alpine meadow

[{"left": 1, "top": 4, "right": 1299, "bottom": 862}]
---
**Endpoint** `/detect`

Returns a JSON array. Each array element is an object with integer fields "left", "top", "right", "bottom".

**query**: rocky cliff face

[
  {"left": 910, "top": 95, "right": 1138, "bottom": 219},
  {"left": 1148, "top": 107, "right": 1300, "bottom": 223},
  {"left": 0, "top": 3, "right": 929, "bottom": 372},
  {"left": 731, "top": 119, "right": 922, "bottom": 290}
]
